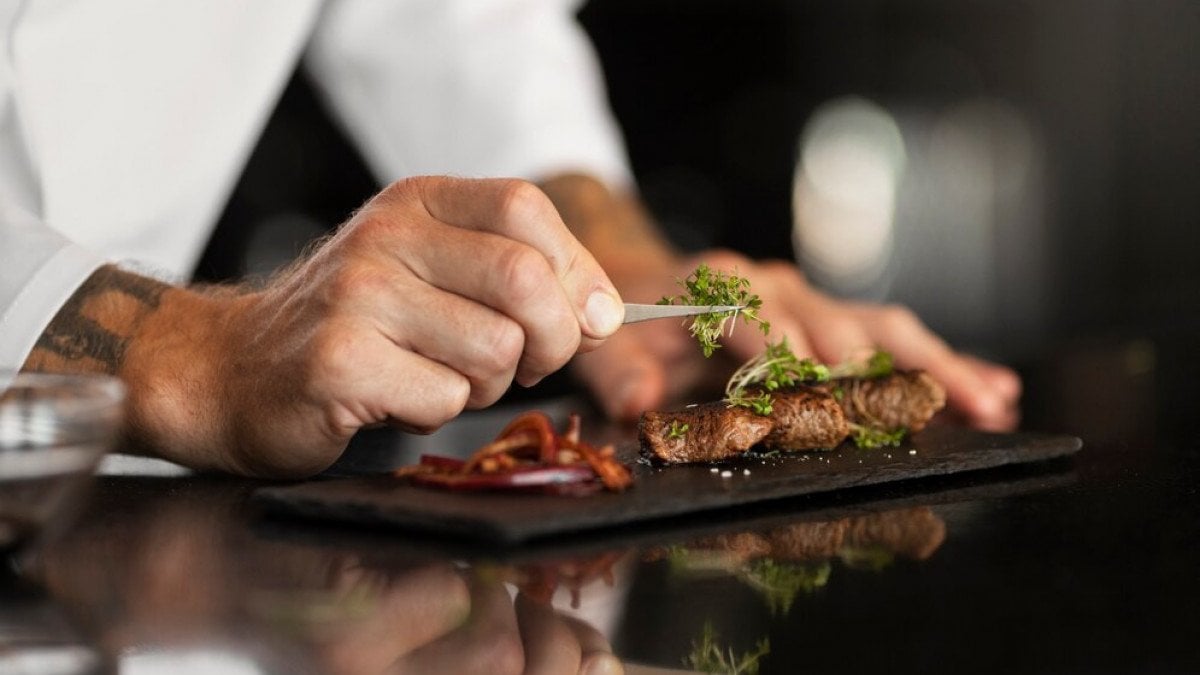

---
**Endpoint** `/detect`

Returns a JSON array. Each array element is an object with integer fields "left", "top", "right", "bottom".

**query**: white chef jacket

[{"left": 0, "top": 0, "right": 632, "bottom": 371}]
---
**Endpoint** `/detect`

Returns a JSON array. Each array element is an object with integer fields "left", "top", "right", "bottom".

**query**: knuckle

[
  {"left": 496, "top": 179, "right": 552, "bottom": 225},
  {"left": 495, "top": 243, "right": 552, "bottom": 306},
  {"left": 379, "top": 176, "right": 424, "bottom": 204}
]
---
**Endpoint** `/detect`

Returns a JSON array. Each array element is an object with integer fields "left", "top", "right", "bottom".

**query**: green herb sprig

[
  {"left": 849, "top": 423, "right": 906, "bottom": 449},
  {"left": 667, "top": 421, "right": 690, "bottom": 440},
  {"left": 740, "top": 558, "right": 832, "bottom": 615},
  {"left": 659, "top": 264, "right": 768, "bottom": 357},
  {"left": 829, "top": 350, "right": 894, "bottom": 379},
  {"left": 685, "top": 621, "right": 770, "bottom": 675},
  {"left": 723, "top": 338, "right": 830, "bottom": 416}
]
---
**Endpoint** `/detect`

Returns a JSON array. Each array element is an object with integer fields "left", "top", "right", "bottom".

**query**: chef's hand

[
  {"left": 317, "top": 572, "right": 622, "bottom": 675},
  {"left": 540, "top": 175, "right": 1020, "bottom": 432},
  {"left": 23, "top": 177, "right": 624, "bottom": 478}
]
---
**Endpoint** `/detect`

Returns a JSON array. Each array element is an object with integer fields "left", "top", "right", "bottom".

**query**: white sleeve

[
  {"left": 303, "top": 0, "right": 634, "bottom": 190},
  {"left": 0, "top": 217, "right": 106, "bottom": 371}
]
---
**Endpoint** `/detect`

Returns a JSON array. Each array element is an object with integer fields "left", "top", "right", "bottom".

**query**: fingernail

[
  {"left": 585, "top": 291, "right": 624, "bottom": 337},
  {"left": 583, "top": 653, "right": 624, "bottom": 675}
]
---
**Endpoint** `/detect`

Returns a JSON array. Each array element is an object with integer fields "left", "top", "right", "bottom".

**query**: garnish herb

[
  {"left": 685, "top": 621, "right": 770, "bottom": 675},
  {"left": 741, "top": 558, "right": 831, "bottom": 616},
  {"left": 667, "top": 421, "right": 690, "bottom": 440},
  {"left": 723, "top": 337, "right": 829, "bottom": 416},
  {"left": 659, "top": 264, "right": 768, "bottom": 357},
  {"left": 830, "top": 349, "right": 894, "bottom": 379},
  {"left": 849, "top": 423, "right": 906, "bottom": 449}
]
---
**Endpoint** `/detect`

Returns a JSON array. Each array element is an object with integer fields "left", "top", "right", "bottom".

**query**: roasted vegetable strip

[{"left": 394, "top": 411, "right": 632, "bottom": 494}]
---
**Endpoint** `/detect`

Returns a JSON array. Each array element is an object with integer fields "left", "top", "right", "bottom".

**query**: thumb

[{"left": 572, "top": 330, "right": 666, "bottom": 420}]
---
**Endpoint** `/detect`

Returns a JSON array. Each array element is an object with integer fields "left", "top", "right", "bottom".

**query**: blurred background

[{"left": 196, "top": 0, "right": 1198, "bottom": 437}]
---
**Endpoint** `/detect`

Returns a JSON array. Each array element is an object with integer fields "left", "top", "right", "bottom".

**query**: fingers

[
  {"left": 851, "top": 304, "right": 1020, "bottom": 430},
  {"left": 589, "top": 248, "right": 1022, "bottom": 431},
  {"left": 390, "top": 218, "right": 580, "bottom": 387},
  {"left": 396, "top": 580, "right": 524, "bottom": 675},
  {"left": 315, "top": 564, "right": 471, "bottom": 675},
  {"left": 403, "top": 176, "right": 625, "bottom": 339},
  {"left": 515, "top": 593, "right": 623, "bottom": 675},
  {"left": 306, "top": 328, "right": 472, "bottom": 436},
  {"left": 562, "top": 616, "right": 624, "bottom": 675}
]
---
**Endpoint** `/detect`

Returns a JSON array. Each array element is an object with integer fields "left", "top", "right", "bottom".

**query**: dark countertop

[{"left": 3, "top": 337, "right": 1198, "bottom": 674}]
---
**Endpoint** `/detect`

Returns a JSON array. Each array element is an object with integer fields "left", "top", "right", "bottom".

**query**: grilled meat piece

[
  {"left": 765, "top": 519, "right": 851, "bottom": 559},
  {"left": 820, "top": 370, "right": 946, "bottom": 432},
  {"left": 639, "top": 401, "right": 773, "bottom": 464},
  {"left": 760, "top": 385, "right": 849, "bottom": 451},
  {"left": 843, "top": 507, "right": 946, "bottom": 560},
  {"left": 639, "top": 370, "right": 945, "bottom": 463}
]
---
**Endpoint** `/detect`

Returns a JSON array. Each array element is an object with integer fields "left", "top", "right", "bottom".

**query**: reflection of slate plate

[{"left": 253, "top": 426, "right": 1081, "bottom": 544}]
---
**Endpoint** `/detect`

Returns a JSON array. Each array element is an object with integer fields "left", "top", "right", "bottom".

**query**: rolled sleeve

[{"left": 0, "top": 223, "right": 106, "bottom": 371}]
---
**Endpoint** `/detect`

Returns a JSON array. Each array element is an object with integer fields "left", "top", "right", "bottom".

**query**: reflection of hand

[
  {"left": 112, "top": 177, "right": 622, "bottom": 477},
  {"left": 574, "top": 249, "right": 1019, "bottom": 431},
  {"left": 314, "top": 567, "right": 622, "bottom": 675}
]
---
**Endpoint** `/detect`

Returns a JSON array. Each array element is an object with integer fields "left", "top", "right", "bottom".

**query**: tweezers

[{"left": 622, "top": 303, "right": 744, "bottom": 324}]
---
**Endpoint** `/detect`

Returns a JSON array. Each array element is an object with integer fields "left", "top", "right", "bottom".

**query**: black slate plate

[{"left": 253, "top": 426, "right": 1081, "bottom": 544}]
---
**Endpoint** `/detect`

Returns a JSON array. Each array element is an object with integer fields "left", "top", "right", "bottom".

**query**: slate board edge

[{"left": 256, "top": 432, "right": 1083, "bottom": 544}]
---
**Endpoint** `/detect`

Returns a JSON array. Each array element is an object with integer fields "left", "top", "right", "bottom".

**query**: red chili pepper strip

[
  {"left": 418, "top": 454, "right": 466, "bottom": 471},
  {"left": 495, "top": 411, "right": 558, "bottom": 464},
  {"left": 574, "top": 442, "right": 633, "bottom": 491},
  {"left": 461, "top": 429, "right": 541, "bottom": 473}
]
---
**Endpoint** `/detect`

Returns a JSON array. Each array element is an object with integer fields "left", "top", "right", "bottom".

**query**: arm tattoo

[{"left": 23, "top": 265, "right": 169, "bottom": 375}]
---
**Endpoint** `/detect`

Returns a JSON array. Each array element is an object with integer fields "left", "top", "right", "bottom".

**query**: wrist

[
  {"left": 118, "top": 285, "right": 249, "bottom": 473},
  {"left": 538, "top": 173, "right": 681, "bottom": 284}
]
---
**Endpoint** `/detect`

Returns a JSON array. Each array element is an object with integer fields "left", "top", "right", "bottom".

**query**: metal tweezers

[{"left": 622, "top": 303, "right": 744, "bottom": 324}]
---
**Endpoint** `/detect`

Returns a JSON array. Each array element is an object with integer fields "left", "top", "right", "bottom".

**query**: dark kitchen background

[{"left": 198, "top": 0, "right": 1199, "bottom": 438}]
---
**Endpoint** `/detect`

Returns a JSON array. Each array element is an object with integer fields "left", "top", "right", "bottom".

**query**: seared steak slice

[
  {"left": 765, "top": 519, "right": 851, "bottom": 560},
  {"left": 843, "top": 506, "right": 947, "bottom": 560},
  {"left": 639, "top": 401, "right": 773, "bottom": 464},
  {"left": 820, "top": 370, "right": 945, "bottom": 432},
  {"left": 760, "top": 385, "right": 849, "bottom": 451}
]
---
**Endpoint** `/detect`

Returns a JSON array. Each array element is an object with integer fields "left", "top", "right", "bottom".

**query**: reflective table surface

[{"left": 3, "top": 338, "right": 1197, "bottom": 674}]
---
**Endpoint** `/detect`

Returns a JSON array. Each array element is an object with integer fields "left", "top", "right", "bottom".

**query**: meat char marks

[{"left": 639, "top": 371, "right": 946, "bottom": 464}]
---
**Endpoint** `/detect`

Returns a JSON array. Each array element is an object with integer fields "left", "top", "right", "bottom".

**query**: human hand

[
  {"left": 314, "top": 572, "right": 621, "bottom": 675},
  {"left": 48, "top": 177, "right": 623, "bottom": 477},
  {"left": 573, "top": 250, "right": 1020, "bottom": 431}
]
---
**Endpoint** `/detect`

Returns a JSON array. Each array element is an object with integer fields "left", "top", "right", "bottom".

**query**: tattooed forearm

[{"left": 23, "top": 265, "right": 170, "bottom": 375}]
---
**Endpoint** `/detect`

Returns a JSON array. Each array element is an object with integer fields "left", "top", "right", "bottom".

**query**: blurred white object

[
  {"left": 793, "top": 95, "right": 1048, "bottom": 357},
  {"left": 0, "top": 372, "right": 125, "bottom": 551}
]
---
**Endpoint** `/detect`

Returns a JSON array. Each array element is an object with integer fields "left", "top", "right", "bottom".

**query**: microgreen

[
  {"left": 667, "top": 421, "right": 690, "bottom": 439},
  {"left": 659, "top": 264, "right": 768, "bottom": 357},
  {"left": 849, "top": 423, "right": 906, "bottom": 449},
  {"left": 723, "top": 338, "right": 829, "bottom": 416},
  {"left": 685, "top": 621, "right": 770, "bottom": 675},
  {"left": 740, "top": 559, "right": 832, "bottom": 616},
  {"left": 829, "top": 350, "right": 894, "bottom": 379}
]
